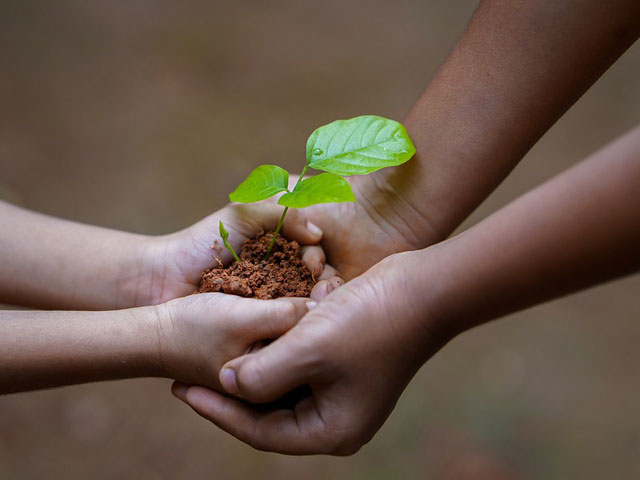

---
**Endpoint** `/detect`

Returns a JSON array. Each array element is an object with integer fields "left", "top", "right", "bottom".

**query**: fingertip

[
  {"left": 171, "top": 381, "right": 189, "bottom": 401},
  {"left": 310, "top": 275, "right": 343, "bottom": 300},
  {"left": 220, "top": 367, "right": 239, "bottom": 395},
  {"left": 275, "top": 296, "right": 310, "bottom": 321},
  {"left": 184, "top": 386, "right": 227, "bottom": 418},
  {"left": 302, "top": 245, "right": 326, "bottom": 278},
  {"left": 306, "top": 221, "right": 322, "bottom": 240},
  {"left": 318, "top": 264, "right": 339, "bottom": 281},
  {"left": 310, "top": 280, "right": 330, "bottom": 301},
  {"left": 282, "top": 210, "right": 322, "bottom": 245}
]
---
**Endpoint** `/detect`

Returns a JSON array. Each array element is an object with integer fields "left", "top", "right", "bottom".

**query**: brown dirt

[{"left": 197, "top": 231, "right": 315, "bottom": 299}]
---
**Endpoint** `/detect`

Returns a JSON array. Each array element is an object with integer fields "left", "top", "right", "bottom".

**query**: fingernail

[
  {"left": 171, "top": 382, "right": 188, "bottom": 401},
  {"left": 306, "top": 221, "right": 322, "bottom": 237},
  {"left": 220, "top": 368, "right": 238, "bottom": 395},
  {"left": 306, "top": 300, "right": 317, "bottom": 310}
]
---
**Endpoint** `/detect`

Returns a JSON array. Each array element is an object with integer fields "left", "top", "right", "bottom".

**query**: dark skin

[{"left": 172, "top": 0, "right": 640, "bottom": 455}]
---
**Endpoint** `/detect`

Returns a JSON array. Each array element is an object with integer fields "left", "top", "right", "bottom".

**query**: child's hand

[
  {"left": 121, "top": 203, "right": 342, "bottom": 306},
  {"left": 155, "top": 293, "right": 313, "bottom": 391}
]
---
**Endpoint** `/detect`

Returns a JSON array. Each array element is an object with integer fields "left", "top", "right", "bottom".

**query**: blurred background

[{"left": 1, "top": 1, "right": 639, "bottom": 478}]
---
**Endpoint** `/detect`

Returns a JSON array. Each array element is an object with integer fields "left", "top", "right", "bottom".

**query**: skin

[
  {"left": 0, "top": 293, "right": 313, "bottom": 395},
  {"left": 0, "top": 202, "right": 341, "bottom": 394},
  {"left": 171, "top": 0, "right": 640, "bottom": 455},
  {"left": 0, "top": 201, "right": 339, "bottom": 309},
  {"left": 283, "top": 0, "right": 640, "bottom": 280},
  {"left": 174, "top": 125, "right": 640, "bottom": 455}
]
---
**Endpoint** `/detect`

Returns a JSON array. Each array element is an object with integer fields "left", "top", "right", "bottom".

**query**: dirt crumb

[{"left": 197, "top": 231, "right": 314, "bottom": 299}]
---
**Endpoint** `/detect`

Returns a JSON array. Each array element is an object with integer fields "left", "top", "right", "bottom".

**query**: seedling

[{"left": 222, "top": 115, "right": 416, "bottom": 261}]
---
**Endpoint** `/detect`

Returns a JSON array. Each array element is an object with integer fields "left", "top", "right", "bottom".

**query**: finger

[
  {"left": 219, "top": 329, "right": 318, "bottom": 403},
  {"left": 318, "top": 264, "right": 338, "bottom": 281},
  {"left": 239, "top": 297, "right": 312, "bottom": 339},
  {"left": 171, "top": 381, "right": 190, "bottom": 401},
  {"left": 184, "top": 386, "right": 328, "bottom": 454},
  {"left": 328, "top": 276, "right": 344, "bottom": 290},
  {"left": 301, "top": 245, "right": 325, "bottom": 278},
  {"left": 309, "top": 276, "right": 343, "bottom": 301},
  {"left": 310, "top": 280, "right": 330, "bottom": 301},
  {"left": 280, "top": 208, "right": 323, "bottom": 246}
]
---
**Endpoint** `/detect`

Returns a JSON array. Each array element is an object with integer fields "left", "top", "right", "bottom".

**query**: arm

[
  {"left": 0, "top": 293, "right": 311, "bottom": 395},
  {"left": 172, "top": 126, "right": 640, "bottom": 454},
  {"left": 0, "top": 307, "right": 159, "bottom": 394},
  {"left": 0, "top": 201, "right": 327, "bottom": 309},
  {"left": 0, "top": 201, "right": 148, "bottom": 309},
  {"left": 390, "top": 0, "right": 640, "bottom": 239},
  {"left": 300, "top": 0, "right": 640, "bottom": 279}
]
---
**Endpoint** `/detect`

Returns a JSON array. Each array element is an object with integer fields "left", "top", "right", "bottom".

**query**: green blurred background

[{"left": 1, "top": 1, "right": 639, "bottom": 478}]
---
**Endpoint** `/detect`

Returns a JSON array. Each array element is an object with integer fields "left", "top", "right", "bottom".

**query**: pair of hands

[{"left": 139, "top": 177, "right": 441, "bottom": 455}]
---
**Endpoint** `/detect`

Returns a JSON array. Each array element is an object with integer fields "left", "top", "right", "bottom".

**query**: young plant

[{"left": 223, "top": 115, "right": 416, "bottom": 260}]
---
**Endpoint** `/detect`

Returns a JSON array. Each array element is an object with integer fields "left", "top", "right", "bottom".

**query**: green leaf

[
  {"left": 306, "top": 115, "right": 416, "bottom": 175},
  {"left": 278, "top": 173, "right": 355, "bottom": 208},
  {"left": 219, "top": 221, "right": 240, "bottom": 262},
  {"left": 229, "top": 165, "right": 290, "bottom": 203}
]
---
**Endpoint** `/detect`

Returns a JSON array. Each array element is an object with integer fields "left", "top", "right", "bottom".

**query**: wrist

[
  {"left": 114, "top": 234, "right": 169, "bottom": 308},
  {"left": 361, "top": 250, "right": 457, "bottom": 366},
  {"left": 379, "top": 246, "right": 472, "bottom": 352},
  {"left": 354, "top": 165, "right": 446, "bottom": 253},
  {"left": 408, "top": 237, "right": 500, "bottom": 342},
  {"left": 121, "top": 304, "right": 169, "bottom": 378}
]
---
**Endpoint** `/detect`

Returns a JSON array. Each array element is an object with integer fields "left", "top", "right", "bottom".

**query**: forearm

[
  {"left": 0, "top": 307, "right": 162, "bottom": 394},
  {"left": 0, "top": 201, "right": 151, "bottom": 309},
  {"left": 416, "top": 126, "right": 640, "bottom": 336},
  {"left": 368, "top": 0, "right": 640, "bottom": 244}
]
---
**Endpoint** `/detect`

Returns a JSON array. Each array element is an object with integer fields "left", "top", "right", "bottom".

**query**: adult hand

[
  {"left": 289, "top": 175, "right": 439, "bottom": 280},
  {"left": 171, "top": 250, "right": 450, "bottom": 455}
]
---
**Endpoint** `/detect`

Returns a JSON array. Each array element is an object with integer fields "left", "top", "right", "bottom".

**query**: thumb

[
  {"left": 281, "top": 208, "right": 323, "bottom": 246},
  {"left": 219, "top": 329, "right": 316, "bottom": 404}
]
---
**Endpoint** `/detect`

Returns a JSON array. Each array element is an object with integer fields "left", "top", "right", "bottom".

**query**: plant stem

[
  {"left": 263, "top": 165, "right": 309, "bottom": 261},
  {"left": 264, "top": 207, "right": 288, "bottom": 261}
]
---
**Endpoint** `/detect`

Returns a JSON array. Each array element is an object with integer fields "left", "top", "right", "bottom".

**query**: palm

[
  {"left": 138, "top": 203, "right": 329, "bottom": 305},
  {"left": 302, "top": 177, "right": 429, "bottom": 280}
]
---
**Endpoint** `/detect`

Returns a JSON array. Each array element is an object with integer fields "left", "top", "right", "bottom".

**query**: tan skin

[
  {"left": 2, "top": 0, "right": 638, "bottom": 452},
  {"left": 176, "top": 125, "right": 640, "bottom": 456},
  {"left": 0, "top": 203, "right": 341, "bottom": 394},
  {"left": 0, "top": 201, "right": 339, "bottom": 310},
  {"left": 0, "top": 294, "right": 314, "bottom": 395},
  {"left": 171, "top": 0, "right": 640, "bottom": 455},
  {"left": 292, "top": 0, "right": 640, "bottom": 280}
]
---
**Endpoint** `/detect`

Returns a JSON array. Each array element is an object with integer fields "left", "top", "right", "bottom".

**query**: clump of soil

[{"left": 197, "top": 231, "right": 315, "bottom": 299}]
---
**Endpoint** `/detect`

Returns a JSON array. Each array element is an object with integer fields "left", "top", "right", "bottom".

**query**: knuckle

[{"left": 279, "top": 299, "right": 304, "bottom": 323}]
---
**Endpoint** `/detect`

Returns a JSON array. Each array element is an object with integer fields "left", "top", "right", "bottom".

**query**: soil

[{"left": 197, "top": 231, "right": 315, "bottom": 299}]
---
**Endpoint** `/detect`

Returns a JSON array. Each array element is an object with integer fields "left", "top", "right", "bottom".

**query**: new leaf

[
  {"left": 229, "top": 165, "right": 290, "bottom": 203},
  {"left": 219, "top": 221, "right": 240, "bottom": 262},
  {"left": 278, "top": 173, "right": 355, "bottom": 208},
  {"left": 306, "top": 115, "right": 416, "bottom": 175}
]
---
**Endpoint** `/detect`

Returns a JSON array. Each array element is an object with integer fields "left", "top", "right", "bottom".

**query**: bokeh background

[{"left": 1, "top": 1, "right": 639, "bottom": 478}]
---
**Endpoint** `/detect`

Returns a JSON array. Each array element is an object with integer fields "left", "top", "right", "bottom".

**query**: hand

[
  {"left": 155, "top": 293, "right": 314, "bottom": 392},
  {"left": 171, "top": 250, "right": 452, "bottom": 455},
  {"left": 286, "top": 174, "right": 440, "bottom": 280},
  {"left": 121, "top": 203, "right": 340, "bottom": 306}
]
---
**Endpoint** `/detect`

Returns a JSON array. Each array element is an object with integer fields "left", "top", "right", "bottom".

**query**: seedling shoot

[{"left": 223, "top": 115, "right": 416, "bottom": 261}]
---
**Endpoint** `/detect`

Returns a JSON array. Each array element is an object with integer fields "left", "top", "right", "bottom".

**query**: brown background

[{"left": 1, "top": 1, "right": 639, "bottom": 478}]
